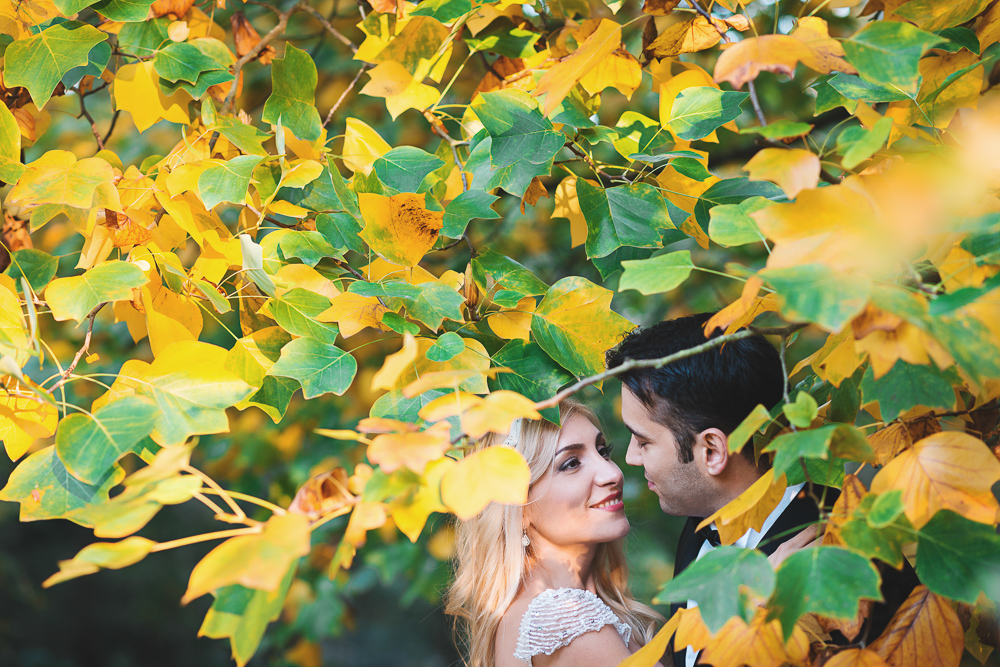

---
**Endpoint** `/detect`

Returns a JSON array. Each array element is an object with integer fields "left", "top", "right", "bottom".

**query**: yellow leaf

[
  {"left": 552, "top": 176, "right": 588, "bottom": 248},
  {"left": 371, "top": 332, "right": 418, "bottom": 391},
  {"left": 393, "top": 336, "right": 491, "bottom": 394},
  {"left": 744, "top": 148, "right": 820, "bottom": 200},
  {"left": 824, "top": 473, "right": 867, "bottom": 545},
  {"left": 486, "top": 296, "right": 535, "bottom": 340},
  {"left": 358, "top": 192, "right": 443, "bottom": 267},
  {"left": 182, "top": 513, "right": 311, "bottom": 604},
  {"left": 714, "top": 16, "right": 856, "bottom": 89},
  {"left": 342, "top": 117, "right": 390, "bottom": 174},
  {"left": 367, "top": 421, "right": 451, "bottom": 474},
  {"left": 343, "top": 500, "right": 387, "bottom": 548},
  {"left": 9, "top": 150, "right": 121, "bottom": 210},
  {"left": 0, "top": 378, "right": 58, "bottom": 460},
  {"left": 273, "top": 265, "right": 341, "bottom": 298},
  {"left": 361, "top": 257, "right": 437, "bottom": 284},
  {"left": 316, "top": 291, "right": 389, "bottom": 338},
  {"left": 279, "top": 159, "right": 325, "bottom": 189},
  {"left": 697, "top": 468, "right": 788, "bottom": 545},
  {"left": 823, "top": 649, "right": 892, "bottom": 667},
  {"left": 704, "top": 276, "right": 782, "bottom": 336},
  {"left": 579, "top": 46, "right": 641, "bottom": 99},
  {"left": 977, "top": 0, "right": 1000, "bottom": 51},
  {"left": 871, "top": 431, "right": 1000, "bottom": 528},
  {"left": 390, "top": 457, "right": 454, "bottom": 542},
  {"left": 418, "top": 391, "right": 484, "bottom": 422},
  {"left": 617, "top": 609, "right": 682, "bottom": 667},
  {"left": 460, "top": 391, "right": 540, "bottom": 438},
  {"left": 402, "top": 369, "right": 492, "bottom": 398},
  {"left": 112, "top": 61, "right": 191, "bottom": 133},
  {"left": 42, "top": 536, "right": 158, "bottom": 588},
  {"left": 867, "top": 423, "right": 913, "bottom": 468},
  {"left": 535, "top": 19, "right": 621, "bottom": 115},
  {"left": 360, "top": 61, "right": 440, "bottom": 120},
  {"left": 647, "top": 14, "right": 747, "bottom": 58},
  {"left": 698, "top": 607, "right": 810, "bottom": 667},
  {"left": 869, "top": 586, "right": 964, "bottom": 667},
  {"left": 440, "top": 446, "right": 530, "bottom": 519}
]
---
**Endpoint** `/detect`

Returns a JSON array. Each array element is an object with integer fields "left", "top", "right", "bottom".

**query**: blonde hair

[{"left": 445, "top": 401, "right": 663, "bottom": 667}]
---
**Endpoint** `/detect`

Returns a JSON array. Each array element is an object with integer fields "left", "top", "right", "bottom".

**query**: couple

[{"left": 445, "top": 314, "right": 917, "bottom": 667}]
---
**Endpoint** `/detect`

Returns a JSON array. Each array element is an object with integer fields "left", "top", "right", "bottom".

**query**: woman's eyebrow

[{"left": 554, "top": 443, "right": 585, "bottom": 456}]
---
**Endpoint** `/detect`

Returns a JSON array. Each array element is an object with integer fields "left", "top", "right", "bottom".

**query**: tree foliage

[{"left": 1, "top": 0, "right": 1000, "bottom": 664}]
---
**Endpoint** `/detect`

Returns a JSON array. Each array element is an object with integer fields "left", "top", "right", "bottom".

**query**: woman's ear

[{"left": 698, "top": 428, "right": 730, "bottom": 476}]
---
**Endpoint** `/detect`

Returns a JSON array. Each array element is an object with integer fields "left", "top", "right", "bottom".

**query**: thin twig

[
  {"left": 222, "top": 1, "right": 303, "bottom": 114},
  {"left": 51, "top": 302, "right": 107, "bottom": 390},
  {"left": 102, "top": 109, "right": 121, "bottom": 146},
  {"left": 300, "top": 3, "right": 358, "bottom": 52},
  {"left": 77, "top": 90, "right": 105, "bottom": 151},
  {"left": 430, "top": 120, "right": 469, "bottom": 191},
  {"left": 184, "top": 465, "right": 247, "bottom": 521},
  {"left": 747, "top": 80, "right": 767, "bottom": 126},
  {"left": 324, "top": 65, "right": 369, "bottom": 127},
  {"left": 534, "top": 323, "right": 807, "bottom": 411}
]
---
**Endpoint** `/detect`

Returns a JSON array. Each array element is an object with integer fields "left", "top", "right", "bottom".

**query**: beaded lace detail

[{"left": 513, "top": 588, "right": 631, "bottom": 665}]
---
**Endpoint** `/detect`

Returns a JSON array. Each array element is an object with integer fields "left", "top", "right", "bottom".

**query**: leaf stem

[
  {"left": 51, "top": 302, "right": 107, "bottom": 391},
  {"left": 150, "top": 526, "right": 261, "bottom": 553}
]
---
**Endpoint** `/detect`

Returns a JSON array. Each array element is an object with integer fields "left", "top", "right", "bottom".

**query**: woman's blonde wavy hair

[{"left": 445, "top": 400, "right": 663, "bottom": 667}]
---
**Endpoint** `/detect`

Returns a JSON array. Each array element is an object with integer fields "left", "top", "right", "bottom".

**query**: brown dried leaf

[
  {"left": 230, "top": 11, "right": 276, "bottom": 65},
  {"left": 641, "top": 0, "right": 682, "bottom": 15},
  {"left": 520, "top": 177, "right": 548, "bottom": 213},
  {"left": 869, "top": 586, "right": 964, "bottom": 667},
  {"left": 473, "top": 56, "right": 528, "bottom": 97},
  {"left": 818, "top": 599, "right": 873, "bottom": 643},
  {"left": 150, "top": 0, "right": 195, "bottom": 18},
  {"left": 1, "top": 213, "right": 32, "bottom": 272},
  {"left": 824, "top": 473, "right": 866, "bottom": 545},
  {"left": 288, "top": 468, "right": 355, "bottom": 519}
]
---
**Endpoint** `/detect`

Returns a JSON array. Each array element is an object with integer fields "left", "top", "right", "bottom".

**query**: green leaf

[
  {"left": 727, "top": 404, "right": 772, "bottom": 454},
  {"left": 577, "top": 180, "right": 673, "bottom": 259},
  {"left": 761, "top": 264, "right": 872, "bottom": 331},
  {"left": 225, "top": 327, "right": 296, "bottom": 423},
  {"left": 693, "top": 178, "right": 783, "bottom": 232},
  {"left": 4, "top": 249, "right": 58, "bottom": 293},
  {"left": 116, "top": 17, "right": 170, "bottom": 56},
  {"left": 0, "top": 446, "right": 120, "bottom": 522},
  {"left": 265, "top": 288, "right": 339, "bottom": 345},
  {"left": 348, "top": 280, "right": 421, "bottom": 300},
  {"left": 200, "top": 564, "right": 297, "bottom": 667},
  {"left": 926, "top": 314, "right": 1000, "bottom": 385},
  {"left": 471, "top": 90, "right": 564, "bottom": 169},
  {"left": 613, "top": 112, "right": 670, "bottom": 158},
  {"left": 277, "top": 231, "right": 344, "bottom": 267},
  {"left": 61, "top": 40, "right": 111, "bottom": 89},
  {"left": 667, "top": 87, "right": 748, "bottom": 141},
  {"left": 316, "top": 213, "right": 365, "bottom": 255},
  {"left": 442, "top": 189, "right": 500, "bottom": 238},
  {"left": 44, "top": 260, "right": 148, "bottom": 323},
  {"left": 812, "top": 76, "right": 858, "bottom": 115},
  {"left": 738, "top": 120, "right": 814, "bottom": 140},
  {"left": 839, "top": 494, "right": 911, "bottom": 569},
  {"left": 471, "top": 249, "right": 548, "bottom": 299},
  {"left": 707, "top": 197, "right": 770, "bottom": 247},
  {"left": 895, "top": 0, "right": 993, "bottom": 32},
  {"left": 783, "top": 391, "right": 818, "bottom": 429},
  {"left": 764, "top": 424, "right": 874, "bottom": 478},
  {"left": 491, "top": 340, "right": 574, "bottom": 423},
  {"left": 267, "top": 337, "right": 358, "bottom": 399},
  {"left": 198, "top": 155, "right": 266, "bottom": 209},
  {"left": 192, "top": 279, "right": 232, "bottom": 314},
  {"left": 828, "top": 376, "right": 860, "bottom": 424},
  {"left": 373, "top": 146, "right": 445, "bottom": 193},
  {"left": 916, "top": 510, "right": 1000, "bottom": 604},
  {"left": 530, "top": 276, "right": 634, "bottom": 381},
  {"left": 404, "top": 282, "right": 466, "bottom": 331},
  {"left": 670, "top": 157, "right": 714, "bottom": 182},
  {"left": 261, "top": 43, "right": 322, "bottom": 142},
  {"left": 839, "top": 117, "right": 893, "bottom": 170},
  {"left": 933, "top": 27, "right": 980, "bottom": 55},
  {"left": 627, "top": 150, "right": 705, "bottom": 164},
  {"left": 425, "top": 332, "right": 465, "bottom": 362},
  {"left": 153, "top": 41, "right": 224, "bottom": 84},
  {"left": 380, "top": 311, "right": 420, "bottom": 336},
  {"left": 654, "top": 547, "right": 775, "bottom": 633},
  {"left": 768, "top": 547, "right": 882, "bottom": 641},
  {"left": 91, "top": 0, "right": 155, "bottom": 21},
  {"left": 465, "top": 23, "right": 541, "bottom": 58},
  {"left": 843, "top": 21, "right": 944, "bottom": 94},
  {"left": 0, "top": 101, "right": 24, "bottom": 183},
  {"left": 3, "top": 21, "right": 107, "bottom": 108},
  {"left": 410, "top": 0, "right": 472, "bottom": 22},
  {"left": 859, "top": 361, "right": 956, "bottom": 423},
  {"left": 214, "top": 117, "right": 270, "bottom": 157},
  {"left": 592, "top": 245, "right": 655, "bottom": 282},
  {"left": 618, "top": 250, "right": 694, "bottom": 295},
  {"left": 827, "top": 72, "right": 910, "bottom": 103},
  {"left": 55, "top": 396, "right": 159, "bottom": 485},
  {"left": 464, "top": 131, "right": 551, "bottom": 197}
]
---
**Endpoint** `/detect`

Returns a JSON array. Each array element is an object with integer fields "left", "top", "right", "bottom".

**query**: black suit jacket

[{"left": 667, "top": 485, "right": 919, "bottom": 667}]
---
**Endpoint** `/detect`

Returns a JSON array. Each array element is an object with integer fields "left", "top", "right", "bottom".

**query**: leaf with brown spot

[
  {"left": 869, "top": 423, "right": 913, "bottom": 467},
  {"left": 647, "top": 15, "right": 748, "bottom": 58},
  {"left": 358, "top": 192, "right": 443, "bottom": 267},
  {"left": 869, "top": 586, "right": 964, "bottom": 667},
  {"left": 871, "top": 431, "right": 1000, "bottom": 528},
  {"left": 641, "top": 0, "right": 681, "bottom": 15}
]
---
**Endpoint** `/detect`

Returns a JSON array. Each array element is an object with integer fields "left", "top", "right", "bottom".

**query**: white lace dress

[{"left": 513, "top": 588, "right": 632, "bottom": 665}]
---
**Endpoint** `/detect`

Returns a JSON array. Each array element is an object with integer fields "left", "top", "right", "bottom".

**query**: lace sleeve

[{"left": 513, "top": 588, "right": 632, "bottom": 665}]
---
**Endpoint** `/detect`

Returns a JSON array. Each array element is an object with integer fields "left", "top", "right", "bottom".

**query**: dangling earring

[{"left": 521, "top": 530, "right": 530, "bottom": 548}]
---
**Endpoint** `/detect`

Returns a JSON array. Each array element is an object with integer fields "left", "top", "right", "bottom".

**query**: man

[{"left": 605, "top": 313, "right": 918, "bottom": 667}]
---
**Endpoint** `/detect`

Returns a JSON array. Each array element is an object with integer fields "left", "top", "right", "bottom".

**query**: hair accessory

[
  {"left": 501, "top": 417, "right": 523, "bottom": 449},
  {"left": 521, "top": 530, "right": 530, "bottom": 548}
]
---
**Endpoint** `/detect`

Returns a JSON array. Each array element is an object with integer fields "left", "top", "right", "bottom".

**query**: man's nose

[{"left": 625, "top": 439, "right": 640, "bottom": 466}]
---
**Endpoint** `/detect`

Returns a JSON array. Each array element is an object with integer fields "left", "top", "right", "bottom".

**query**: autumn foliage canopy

[{"left": 1, "top": 0, "right": 999, "bottom": 664}]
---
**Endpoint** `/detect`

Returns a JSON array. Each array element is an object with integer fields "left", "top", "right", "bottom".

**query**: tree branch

[
  {"left": 51, "top": 302, "right": 107, "bottom": 391},
  {"left": 324, "top": 64, "right": 369, "bottom": 127},
  {"left": 430, "top": 120, "right": 470, "bottom": 191},
  {"left": 300, "top": 3, "right": 358, "bottom": 52},
  {"left": 533, "top": 323, "right": 807, "bottom": 411}
]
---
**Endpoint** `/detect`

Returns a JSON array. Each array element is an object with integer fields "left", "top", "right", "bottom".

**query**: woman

[{"left": 446, "top": 401, "right": 664, "bottom": 667}]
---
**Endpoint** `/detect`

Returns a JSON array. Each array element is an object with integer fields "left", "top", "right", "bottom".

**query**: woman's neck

[{"left": 524, "top": 541, "right": 599, "bottom": 594}]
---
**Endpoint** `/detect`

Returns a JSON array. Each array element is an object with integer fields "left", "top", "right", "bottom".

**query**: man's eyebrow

[
  {"left": 555, "top": 443, "right": 585, "bottom": 456},
  {"left": 624, "top": 424, "right": 652, "bottom": 440}
]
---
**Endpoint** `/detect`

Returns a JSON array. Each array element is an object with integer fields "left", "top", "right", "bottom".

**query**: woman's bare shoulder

[{"left": 494, "top": 594, "right": 533, "bottom": 667}]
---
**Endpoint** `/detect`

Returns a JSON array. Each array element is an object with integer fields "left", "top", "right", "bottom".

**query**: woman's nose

[{"left": 596, "top": 457, "right": 624, "bottom": 486}]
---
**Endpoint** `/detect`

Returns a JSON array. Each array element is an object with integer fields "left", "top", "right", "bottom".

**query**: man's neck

[{"left": 702, "top": 462, "right": 766, "bottom": 518}]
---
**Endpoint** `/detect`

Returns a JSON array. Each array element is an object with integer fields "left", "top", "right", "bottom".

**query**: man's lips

[{"left": 592, "top": 492, "right": 624, "bottom": 511}]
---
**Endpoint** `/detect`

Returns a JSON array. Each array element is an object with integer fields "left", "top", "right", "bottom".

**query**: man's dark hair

[{"left": 606, "top": 312, "right": 785, "bottom": 465}]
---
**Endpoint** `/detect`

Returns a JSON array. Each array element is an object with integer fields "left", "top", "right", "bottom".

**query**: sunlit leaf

[
  {"left": 45, "top": 261, "right": 148, "bottom": 323},
  {"left": 261, "top": 44, "right": 322, "bottom": 141},
  {"left": 868, "top": 586, "right": 964, "bottom": 667},
  {"left": 3, "top": 21, "right": 106, "bottom": 108},
  {"left": 43, "top": 536, "right": 157, "bottom": 587},
  {"left": 440, "top": 446, "right": 530, "bottom": 519},
  {"left": 266, "top": 337, "right": 357, "bottom": 400}
]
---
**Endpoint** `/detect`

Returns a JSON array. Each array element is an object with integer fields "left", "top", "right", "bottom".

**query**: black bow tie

[{"left": 696, "top": 525, "right": 721, "bottom": 547}]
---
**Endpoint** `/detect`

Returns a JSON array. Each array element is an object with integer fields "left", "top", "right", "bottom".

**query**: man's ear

[{"left": 698, "top": 428, "right": 730, "bottom": 476}]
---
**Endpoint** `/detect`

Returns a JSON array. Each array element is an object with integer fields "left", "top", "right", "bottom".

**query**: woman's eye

[
  {"left": 558, "top": 457, "right": 580, "bottom": 472},
  {"left": 599, "top": 444, "right": 614, "bottom": 459}
]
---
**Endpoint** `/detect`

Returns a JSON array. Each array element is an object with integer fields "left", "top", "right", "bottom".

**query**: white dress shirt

[{"left": 684, "top": 482, "right": 806, "bottom": 667}]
